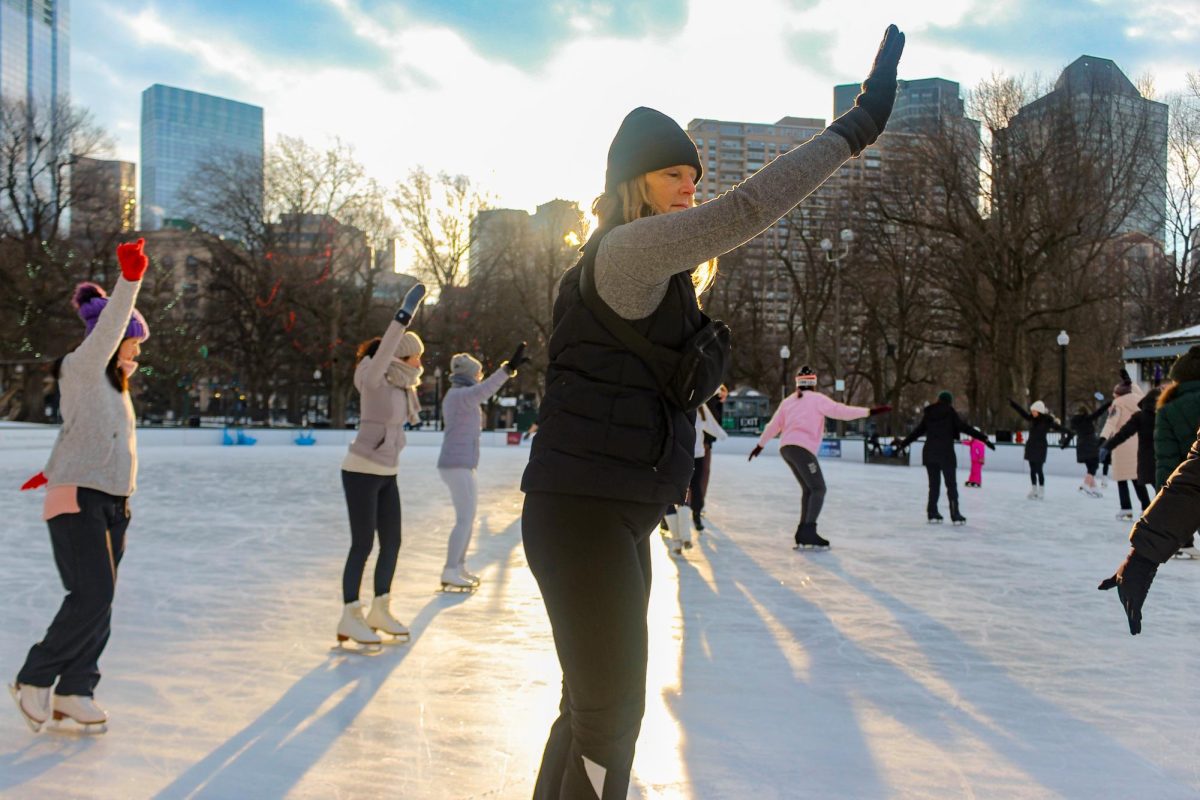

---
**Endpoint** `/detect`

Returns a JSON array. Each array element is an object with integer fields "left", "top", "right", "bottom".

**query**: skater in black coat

[
  {"left": 1102, "top": 388, "right": 1158, "bottom": 487},
  {"left": 1099, "top": 418, "right": 1200, "bottom": 635},
  {"left": 1067, "top": 397, "right": 1112, "bottom": 496},
  {"left": 1008, "top": 399, "right": 1071, "bottom": 498},
  {"left": 898, "top": 391, "right": 993, "bottom": 524}
]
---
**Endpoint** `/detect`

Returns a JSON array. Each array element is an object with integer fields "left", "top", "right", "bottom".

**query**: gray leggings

[{"left": 781, "top": 445, "right": 827, "bottom": 525}]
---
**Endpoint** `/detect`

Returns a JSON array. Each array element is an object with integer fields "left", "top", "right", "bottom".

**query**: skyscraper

[
  {"left": 71, "top": 156, "right": 136, "bottom": 235},
  {"left": 140, "top": 84, "right": 264, "bottom": 230},
  {"left": 1004, "top": 56, "right": 1168, "bottom": 241},
  {"left": 0, "top": 0, "right": 69, "bottom": 106}
]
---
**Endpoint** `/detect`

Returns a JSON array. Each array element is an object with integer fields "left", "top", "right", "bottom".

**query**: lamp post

[
  {"left": 1056, "top": 330, "right": 1069, "bottom": 423},
  {"left": 434, "top": 366, "right": 443, "bottom": 431},
  {"left": 313, "top": 368, "right": 322, "bottom": 425},
  {"left": 821, "top": 228, "right": 854, "bottom": 433},
  {"left": 779, "top": 344, "right": 791, "bottom": 402}
]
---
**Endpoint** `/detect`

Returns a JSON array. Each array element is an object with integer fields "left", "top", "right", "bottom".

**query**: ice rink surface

[{"left": 0, "top": 443, "right": 1198, "bottom": 799}]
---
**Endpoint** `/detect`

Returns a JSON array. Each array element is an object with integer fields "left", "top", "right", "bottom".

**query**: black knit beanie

[
  {"left": 605, "top": 107, "right": 703, "bottom": 194},
  {"left": 1169, "top": 345, "right": 1200, "bottom": 382}
]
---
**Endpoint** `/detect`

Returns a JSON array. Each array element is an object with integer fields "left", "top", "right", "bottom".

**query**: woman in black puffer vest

[{"left": 520, "top": 27, "right": 905, "bottom": 799}]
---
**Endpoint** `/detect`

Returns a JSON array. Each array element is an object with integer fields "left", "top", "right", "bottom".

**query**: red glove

[
  {"left": 869, "top": 405, "right": 892, "bottom": 416},
  {"left": 20, "top": 471, "right": 47, "bottom": 491},
  {"left": 117, "top": 238, "right": 148, "bottom": 281}
]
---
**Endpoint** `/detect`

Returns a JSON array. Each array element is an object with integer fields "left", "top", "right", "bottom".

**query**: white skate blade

[
  {"left": 952, "top": 520, "right": 967, "bottom": 526},
  {"left": 332, "top": 639, "right": 383, "bottom": 655},
  {"left": 379, "top": 632, "right": 411, "bottom": 644},
  {"left": 49, "top": 713, "right": 107, "bottom": 735},
  {"left": 927, "top": 519, "right": 943, "bottom": 524},
  {"left": 439, "top": 583, "right": 477, "bottom": 594},
  {"left": 793, "top": 543, "right": 831, "bottom": 551},
  {"left": 8, "top": 684, "right": 45, "bottom": 733}
]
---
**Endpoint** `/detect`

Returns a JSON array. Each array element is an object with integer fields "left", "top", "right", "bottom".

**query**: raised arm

[
  {"left": 70, "top": 240, "right": 148, "bottom": 370},
  {"left": 1007, "top": 399, "right": 1033, "bottom": 422},
  {"left": 957, "top": 418, "right": 993, "bottom": 447},
  {"left": 359, "top": 283, "right": 426, "bottom": 389},
  {"left": 1088, "top": 399, "right": 1113, "bottom": 423},
  {"left": 595, "top": 25, "right": 905, "bottom": 319},
  {"left": 455, "top": 367, "right": 511, "bottom": 405}
]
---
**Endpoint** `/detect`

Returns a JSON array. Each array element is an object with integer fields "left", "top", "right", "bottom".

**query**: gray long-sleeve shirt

[{"left": 594, "top": 129, "right": 852, "bottom": 320}]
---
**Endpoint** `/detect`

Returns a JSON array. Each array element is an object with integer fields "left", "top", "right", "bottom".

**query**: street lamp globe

[
  {"left": 313, "top": 368, "right": 322, "bottom": 380},
  {"left": 779, "top": 344, "right": 791, "bottom": 360},
  {"left": 1056, "top": 330, "right": 1070, "bottom": 347},
  {"left": 820, "top": 238, "right": 833, "bottom": 252},
  {"left": 840, "top": 228, "right": 855, "bottom": 243}
]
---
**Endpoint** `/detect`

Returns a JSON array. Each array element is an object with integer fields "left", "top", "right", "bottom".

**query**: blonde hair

[{"left": 591, "top": 175, "right": 718, "bottom": 302}]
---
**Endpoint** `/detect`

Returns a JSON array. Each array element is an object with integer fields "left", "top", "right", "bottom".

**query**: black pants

[
  {"left": 925, "top": 463, "right": 957, "bottom": 513},
  {"left": 522, "top": 491, "right": 665, "bottom": 800},
  {"left": 341, "top": 470, "right": 402, "bottom": 604},
  {"left": 1117, "top": 480, "right": 1151, "bottom": 511},
  {"left": 688, "top": 454, "right": 710, "bottom": 517},
  {"left": 780, "top": 446, "right": 826, "bottom": 525},
  {"left": 18, "top": 488, "right": 129, "bottom": 697},
  {"left": 1084, "top": 458, "right": 1099, "bottom": 476},
  {"left": 1029, "top": 462, "right": 1045, "bottom": 486}
]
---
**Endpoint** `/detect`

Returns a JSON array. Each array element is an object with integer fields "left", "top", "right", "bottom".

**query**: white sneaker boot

[
  {"left": 337, "top": 601, "right": 382, "bottom": 646},
  {"left": 52, "top": 694, "right": 108, "bottom": 731},
  {"left": 365, "top": 594, "right": 410, "bottom": 639},
  {"left": 1027, "top": 487, "right": 1039, "bottom": 500},
  {"left": 440, "top": 567, "right": 476, "bottom": 592},
  {"left": 8, "top": 683, "right": 50, "bottom": 732},
  {"left": 665, "top": 512, "right": 692, "bottom": 554},
  {"left": 1037, "top": 486, "right": 1045, "bottom": 500}
]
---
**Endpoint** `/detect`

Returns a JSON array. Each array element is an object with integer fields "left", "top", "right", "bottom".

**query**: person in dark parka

[
  {"left": 898, "top": 391, "right": 993, "bottom": 523},
  {"left": 1008, "top": 399, "right": 1071, "bottom": 498},
  {"left": 1067, "top": 397, "right": 1112, "bottom": 496},
  {"left": 1099, "top": 418, "right": 1200, "bottom": 634},
  {"left": 1151, "top": 346, "right": 1200, "bottom": 556},
  {"left": 1103, "top": 388, "right": 1159, "bottom": 489}
]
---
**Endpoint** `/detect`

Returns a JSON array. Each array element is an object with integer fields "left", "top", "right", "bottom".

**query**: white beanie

[
  {"left": 1030, "top": 400, "right": 1048, "bottom": 414},
  {"left": 450, "top": 352, "right": 483, "bottom": 377},
  {"left": 394, "top": 331, "right": 425, "bottom": 359}
]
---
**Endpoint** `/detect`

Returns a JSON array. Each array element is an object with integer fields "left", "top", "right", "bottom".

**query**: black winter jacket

[
  {"left": 1130, "top": 420, "right": 1200, "bottom": 563},
  {"left": 1009, "top": 400, "right": 1070, "bottom": 463},
  {"left": 899, "top": 399, "right": 989, "bottom": 468},
  {"left": 1068, "top": 400, "right": 1112, "bottom": 463},
  {"left": 1106, "top": 390, "right": 1158, "bottom": 487}
]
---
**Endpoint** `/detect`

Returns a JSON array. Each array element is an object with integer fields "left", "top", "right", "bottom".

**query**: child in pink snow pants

[{"left": 967, "top": 438, "right": 985, "bottom": 487}]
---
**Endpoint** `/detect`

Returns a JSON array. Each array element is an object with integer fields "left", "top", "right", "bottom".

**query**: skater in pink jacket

[
  {"left": 749, "top": 366, "right": 889, "bottom": 548},
  {"left": 966, "top": 437, "right": 986, "bottom": 487}
]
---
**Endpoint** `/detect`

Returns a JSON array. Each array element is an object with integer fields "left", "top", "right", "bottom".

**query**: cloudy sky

[{"left": 77, "top": 0, "right": 1197, "bottom": 216}]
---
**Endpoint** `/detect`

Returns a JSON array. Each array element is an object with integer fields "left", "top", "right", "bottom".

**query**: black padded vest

[{"left": 521, "top": 232, "right": 700, "bottom": 504}]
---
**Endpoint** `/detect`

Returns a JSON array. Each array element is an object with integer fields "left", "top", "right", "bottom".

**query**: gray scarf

[
  {"left": 385, "top": 359, "right": 424, "bottom": 425},
  {"left": 450, "top": 372, "right": 479, "bottom": 388}
]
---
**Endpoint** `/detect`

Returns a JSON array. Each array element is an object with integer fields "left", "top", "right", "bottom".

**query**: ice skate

[
  {"left": 1079, "top": 485, "right": 1103, "bottom": 498},
  {"left": 1027, "top": 487, "right": 1039, "bottom": 500},
  {"left": 1036, "top": 486, "right": 1045, "bottom": 500},
  {"left": 1173, "top": 546, "right": 1200, "bottom": 559},
  {"left": 665, "top": 511, "right": 692, "bottom": 555},
  {"left": 440, "top": 568, "right": 478, "bottom": 593},
  {"left": 336, "top": 601, "right": 383, "bottom": 651},
  {"left": 457, "top": 567, "right": 481, "bottom": 586},
  {"left": 1115, "top": 510, "right": 1134, "bottom": 521},
  {"left": 9, "top": 682, "right": 50, "bottom": 733},
  {"left": 366, "top": 594, "right": 411, "bottom": 642},
  {"left": 949, "top": 501, "right": 966, "bottom": 526},
  {"left": 793, "top": 522, "right": 830, "bottom": 550},
  {"left": 927, "top": 510, "right": 944, "bottom": 524},
  {"left": 692, "top": 509, "right": 704, "bottom": 532},
  {"left": 50, "top": 695, "right": 108, "bottom": 734}
]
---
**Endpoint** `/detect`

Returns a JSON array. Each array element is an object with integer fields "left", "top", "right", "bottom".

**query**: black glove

[
  {"left": 394, "top": 283, "right": 427, "bottom": 326},
  {"left": 1098, "top": 447, "right": 1110, "bottom": 463},
  {"left": 1098, "top": 549, "right": 1159, "bottom": 635},
  {"left": 828, "top": 25, "right": 905, "bottom": 154},
  {"left": 502, "top": 341, "right": 530, "bottom": 375},
  {"left": 748, "top": 445, "right": 763, "bottom": 462},
  {"left": 986, "top": 440, "right": 996, "bottom": 451},
  {"left": 869, "top": 404, "right": 891, "bottom": 416}
]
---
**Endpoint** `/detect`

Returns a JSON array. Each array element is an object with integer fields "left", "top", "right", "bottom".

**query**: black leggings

[
  {"left": 18, "top": 488, "right": 129, "bottom": 697},
  {"left": 1029, "top": 461, "right": 1045, "bottom": 486},
  {"left": 522, "top": 491, "right": 665, "bottom": 800},
  {"left": 1117, "top": 480, "right": 1151, "bottom": 511},
  {"left": 341, "top": 470, "right": 402, "bottom": 604},
  {"left": 925, "top": 463, "right": 958, "bottom": 512},
  {"left": 1084, "top": 458, "right": 1099, "bottom": 476},
  {"left": 688, "top": 454, "right": 710, "bottom": 515},
  {"left": 780, "top": 445, "right": 827, "bottom": 525}
]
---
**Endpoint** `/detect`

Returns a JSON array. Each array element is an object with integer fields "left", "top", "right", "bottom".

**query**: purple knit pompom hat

[{"left": 72, "top": 282, "right": 150, "bottom": 342}]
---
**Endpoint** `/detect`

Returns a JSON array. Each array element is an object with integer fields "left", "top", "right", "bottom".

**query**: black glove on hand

[
  {"left": 394, "top": 283, "right": 427, "bottom": 326},
  {"left": 869, "top": 404, "right": 892, "bottom": 416},
  {"left": 502, "top": 341, "right": 531, "bottom": 375},
  {"left": 986, "top": 440, "right": 996, "bottom": 451},
  {"left": 828, "top": 24, "right": 905, "bottom": 155},
  {"left": 1098, "top": 447, "right": 1110, "bottom": 463},
  {"left": 1098, "top": 549, "right": 1159, "bottom": 635},
  {"left": 748, "top": 445, "right": 763, "bottom": 462}
]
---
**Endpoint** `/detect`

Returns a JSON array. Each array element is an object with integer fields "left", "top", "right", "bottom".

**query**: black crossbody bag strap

[{"left": 578, "top": 249, "right": 680, "bottom": 388}]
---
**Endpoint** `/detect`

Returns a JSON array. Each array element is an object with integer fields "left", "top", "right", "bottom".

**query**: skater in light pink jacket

[
  {"left": 749, "top": 366, "right": 889, "bottom": 548},
  {"left": 966, "top": 437, "right": 986, "bottom": 487}
]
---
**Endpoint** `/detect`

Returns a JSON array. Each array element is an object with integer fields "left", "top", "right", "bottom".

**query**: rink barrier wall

[{"left": 0, "top": 423, "right": 1101, "bottom": 478}]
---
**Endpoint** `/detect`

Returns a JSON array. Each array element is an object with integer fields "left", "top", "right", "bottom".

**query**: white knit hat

[
  {"left": 1030, "top": 400, "right": 1048, "bottom": 414},
  {"left": 450, "top": 352, "right": 483, "bottom": 377},
  {"left": 394, "top": 331, "right": 424, "bottom": 359}
]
